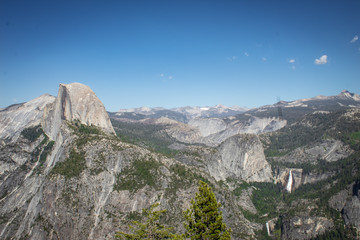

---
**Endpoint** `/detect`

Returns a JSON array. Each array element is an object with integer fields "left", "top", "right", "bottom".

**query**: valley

[{"left": 1, "top": 83, "right": 360, "bottom": 239}]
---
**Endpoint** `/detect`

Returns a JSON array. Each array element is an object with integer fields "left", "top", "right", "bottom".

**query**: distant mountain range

[
  {"left": 1, "top": 85, "right": 360, "bottom": 239},
  {"left": 112, "top": 104, "right": 248, "bottom": 122},
  {"left": 110, "top": 90, "right": 360, "bottom": 124}
]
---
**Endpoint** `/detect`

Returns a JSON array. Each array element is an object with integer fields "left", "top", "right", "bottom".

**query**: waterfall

[
  {"left": 266, "top": 221, "right": 270, "bottom": 236},
  {"left": 286, "top": 170, "right": 293, "bottom": 193}
]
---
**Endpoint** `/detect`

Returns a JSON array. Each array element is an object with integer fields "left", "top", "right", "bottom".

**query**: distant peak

[
  {"left": 339, "top": 89, "right": 353, "bottom": 97},
  {"left": 215, "top": 104, "right": 225, "bottom": 108},
  {"left": 337, "top": 90, "right": 360, "bottom": 101}
]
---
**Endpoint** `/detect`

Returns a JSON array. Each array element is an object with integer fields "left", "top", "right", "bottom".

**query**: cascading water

[
  {"left": 286, "top": 170, "right": 293, "bottom": 192},
  {"left": 266, "top": 221, "right": 271, "bottom": 236}
]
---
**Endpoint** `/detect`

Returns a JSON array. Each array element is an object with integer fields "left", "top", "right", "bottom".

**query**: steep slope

[
  {"left": 0, "top": 94, "right": 55, "bottom": 142},
  {"left": 2, "top": 86, "right": 360, "bottom": 240},
  {"left": 42, "top": 83, "right": 115, "bottom": 140},
  {"left": 0, "top": 83, "right": 259, "bottom": 240},
  {"left": 208, "top": 134, "right": 272, "bottom": 182}
]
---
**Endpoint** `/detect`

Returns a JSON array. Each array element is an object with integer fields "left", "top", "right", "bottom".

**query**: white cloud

[
  {"left": 262, "top": 57, "right": 267, "bottom": 61},
  {"left": 289, "top": 59, "right": 295, "bottom": 63},
  {"left": 314, "top": 55, "right": 328, "bottom": 65},
  {"left": 168, "top": 76, "right": 173, "bottom": 80},
  {"left": 350, "top": 35, "right": 359, "bottom": 43},
  {"left": 160, "top": 73, "right": 164, "bottom": 77},
  {"left": 228, "top": 56, "right": 238, "bottom": 61},
  {"left": 12, "top": 98, "right": 18, "bottom": 103},
  {"left": 244, "top": 52, "right": 249, "bottom": 57}
]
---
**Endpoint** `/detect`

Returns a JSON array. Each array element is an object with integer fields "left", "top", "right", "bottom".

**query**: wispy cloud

[
  {"left": 314, "top": 55, "right": 328, "bottom": 65},
  {"left": 288, "top": 59, "right": 296, "bottom": 70},
  {"left": 12, "top": 98, "right": 18, "bottom": 103},
  {"left": 244, "top": 52, "right": 249, "bottom": 57},
  {"left": 160, "top": 73, "right": 173, "bottom": 82},
  {"left": 350, "top": 35, "right": 359, "bottom": 43},
  {"left": 262, "top": 57, "right": 267, "bottom": 61},
  {"left": 228, "top": 56, "right": 238, "bottom": 61}
]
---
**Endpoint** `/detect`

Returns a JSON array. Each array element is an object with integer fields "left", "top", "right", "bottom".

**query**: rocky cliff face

[
  {"left": 42, "top": 83, "right": 115, "bottom": 140},
  {"left": 188, "top": 118, "right": 227, "bottom": 137},
  {"left": 281, "top": 216, "right": 334, "bottom": 240},
  {"left": 2, "top": 85, "right": 360, "bottom": 240},
  {"left": 208, "top": 134, "right": 273, "bottom": 182},
  {"left": 0, "top": 94, "right": 55, "bottom": 142},
  {"left": 0, "top": 83, "right": 261, "bottom": 240},
  {"left": 274, "top": 138, "right": 353, "bottom": 164}
]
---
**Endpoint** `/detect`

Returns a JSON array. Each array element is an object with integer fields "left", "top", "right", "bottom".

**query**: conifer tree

[
  {"left": 184, "top": 181, "right": 231, "bottom": 240},
  {"left": 115, "top": 202, "right": 182, "bottom": 239}
]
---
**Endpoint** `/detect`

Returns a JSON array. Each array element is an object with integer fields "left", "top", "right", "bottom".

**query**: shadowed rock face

[
  {"left": 208, "top": 134, "right": 273, "bottom": 182},
  {"left": 42, "top": 83, "right": 115, "bottom": 140}
]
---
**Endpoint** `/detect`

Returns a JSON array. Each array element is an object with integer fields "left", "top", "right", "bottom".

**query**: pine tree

[
  {"left": 115, "top": 203, "right": 182, "bottom": 240},
  {"left": 184, "top": 181, "right": 231, "bottom": 240}
]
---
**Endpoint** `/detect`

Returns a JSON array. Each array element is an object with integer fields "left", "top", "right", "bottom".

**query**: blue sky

[{"left": 1, "top": 0, "right": 359, "bottom": 111}]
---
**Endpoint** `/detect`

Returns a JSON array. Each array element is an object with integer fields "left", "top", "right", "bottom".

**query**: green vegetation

[
  {"left": 166, "top": 164, "right": 213, "bottom": 200},
  {"left": 263, "top": 110, "right": 360, "bottom": 157},
  {"left": 116, "top": 181, "right": 230, "bottom": 240},
  {"left": 77, "top": 124, "right": 101, "bottom": 134},
  {"left": 111, "top": 119, "right": 179, "bottom": 157},
  {"left": 67, "top": 121, "right": 106, "bottom": 148},
  {"left": 249, "top": 183, "right": 283, "bottom": 221},
  {"left": 238, "top": 151, "right": 360, "bottom": 239},
  {"left": 68, "top": 120, "right": 102, "bottom": 135},
  {"left": 311, "top": 225, "right": 357, "bottom": 240},
  {"left": 284, "top": 152, "right": 360, "bottom": 205},
  {"left": 50, "top": 149, "right": 86, "bottom": 179},
  {"left": 344, "top": 131, "right": 360, "bottom": 151},
  {"left": 32, "top": 140, "right": 55, "bottom": 174},
  {"left": 231, "top": 181, "right": 250, "bottom": 197},
  {"left": 39, "top": 141, "right": 55, "bottom": 165},
  {"left": 115, "top": 203, "right": 181, "bottom": 240},
  {"left": 21, "top": 125, "right": 44, "bottom": 142},
  {"left": 184, "top": 181, "right": 231, "bottom": 240},
  {"left": 114, "top": 159, "right": 162, "bottom": 192}
]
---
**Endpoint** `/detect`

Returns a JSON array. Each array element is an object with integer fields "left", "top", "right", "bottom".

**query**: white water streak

[
  {"left": 286, "top": 170, "right": 293, "bottom": 193},
  {"left": 266, "top": 221, "right": 271, "bottom": 236}
]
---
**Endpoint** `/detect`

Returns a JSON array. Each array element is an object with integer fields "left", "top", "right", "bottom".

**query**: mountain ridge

[{"left": 1, "top": 84, "right": 360, "bottom": 239}]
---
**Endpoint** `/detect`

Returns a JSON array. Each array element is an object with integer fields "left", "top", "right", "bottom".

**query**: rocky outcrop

[
  {"left": 342, "top": 196, "right": 360, "bottom": 230},
  {"left": 237, "top": 187, "right": 258, "bottom": 214},
  {"left": 275, "top": 139, "right": 353, "bottom": 164},
  {"left": 0, "top": 94, "right": 55, "bottom": 142},
  {"left": 42, "top": 83, "right": 115, "bottom": 140},
  {"left": 160, "top": 116, "right": 286, "bottom": 147},
  {"left": 274, "top": 168, "right": 334, "bottom": 192},
  {"left": 208, "top": 134, "right": 273, "bottom": 182},
  {"left": 281, "top": 216, "right": 333, "bottom": 240},
  {"left": 188, "top": 118, "right": 227, "bottom": 137}
]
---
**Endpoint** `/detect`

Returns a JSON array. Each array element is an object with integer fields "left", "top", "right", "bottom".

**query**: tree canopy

[
  {"left": 115, "top": 202, "right": 181, "bottom": 240},
  {"left": 184, "top": 181, "right": 231, "bottom": 240}
]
